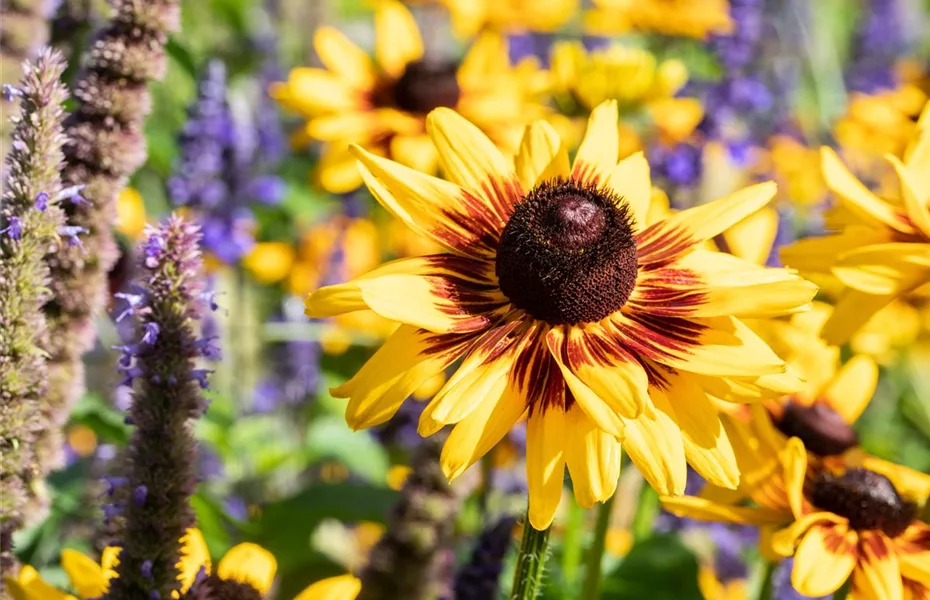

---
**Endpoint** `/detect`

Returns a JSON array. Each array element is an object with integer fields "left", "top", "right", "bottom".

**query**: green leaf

[
  {"left": 305, "top": 416, "right": 389, "bottom": 483},
  {"left": 70, "top": 394, "right": 131, "bottom": 444},
  {"left": 600, "top": 534, "right": 703, "bottom": 600}
]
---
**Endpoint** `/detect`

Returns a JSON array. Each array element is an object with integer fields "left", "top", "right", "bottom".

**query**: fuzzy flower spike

[
  {"left": 41, "top": 0, "right": 181, "bottom": 472},
  {"left": 104, "top": 215, "right": 213, "bottom": 600},
  {"left": 0, "top": 48, "right": 69, "bottom": 575}
]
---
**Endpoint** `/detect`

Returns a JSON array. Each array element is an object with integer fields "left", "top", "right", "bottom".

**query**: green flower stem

[
  {"left": 631, "top": 481, "right": 659, "bottom": 542},
  {"left": 561, "top": 498, "right": 585, "bottom": 597},
  {"left": 752, "top": 560, "right": 776, "bottom": 600},
  {"left": 833, "top": 578, "right": 852, "bottom": 600},
  {"left": 581, "top": 494, "right": 615, "bottom": 600},
  {"left": 509, "top": 512, "right": 551, "bottom": 600}
]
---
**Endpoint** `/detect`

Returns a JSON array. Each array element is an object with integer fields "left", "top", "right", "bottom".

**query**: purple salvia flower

[
  {"left": 2, "top": 84, "right": 23, "bottom": 102},
  {"left": 846, "top": 0, "right": 905, "bottom": 93},
  {"left": 105, "top": 215, "right": 206, "bottom": 600},
  {"left": 0, "top": 49, "right": 69, "bottom": 567},
  {"left": 59, "top": 225, "right": 87, "bottom": 248},
  {"left": 42, "top": 0, "right": 181, "bottom": 483},
  {"left": 34, "top": 192, "right": 49, "bottom": 211}
]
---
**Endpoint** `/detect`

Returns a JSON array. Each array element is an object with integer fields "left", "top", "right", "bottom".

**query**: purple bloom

[
  {"left": 141, "top": 560, "right": 153, "bottom": 579},
  {"left": 1, "top": 216, "right": 23, "bottom": 239},
  {"left": 141, "top": 322, "right": 160, "bottom": 345},
  {"left": 846, "top": 0, "right": 905, "bottom": 93},
  {"left": 59, "top": 225, "right": 87, "bottom": 248},
  {"left": 133, "top": 485, "right": 148, "bottom": 505},
  {"left": 34, "top": 192, "right": 49, "bottom": 211},
  {"left": 2, "top": 83, "right": 23, "bottom": 101}
]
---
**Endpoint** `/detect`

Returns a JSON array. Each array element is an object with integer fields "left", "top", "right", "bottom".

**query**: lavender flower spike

[
  {"left": 0, "top": 48, "right": 69, "bottom": 577},
  {"left": 41, "top": 0, "right": 181, "bottom": 473},
  {"left": 358, "top": 434, "right": 460, "bottom": 600},
  {"left": 105, "top": 216, "right": 207, "bottom": 600}
]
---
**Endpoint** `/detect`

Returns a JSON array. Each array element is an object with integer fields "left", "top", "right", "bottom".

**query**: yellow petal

[
  {"left": 61, "top": 549, "right": 108, "bottom": 599},
  {"left": 526, "top": 407, "right": 567, "bottom": 530},
  {"left": 791, "top": 523, "right": 858, "bottom": 597},
  {"left": 821, "top": 355, "right": 878, "bottom": 424},
  {"left": 662, "top": 377, "right": 739, "bottom": 490},
  {"left": 821, "top": 289, "right": 897, "bottom": 346},
  {"left": 821, "top": 146, "right": 916, "bottom": 235},
  {"left": 722, "top": 207, "right": 779, "bottom": 265},
  {"left": 353, "top": 145, "right": 500, "bottom": 258},
  {"left": 660, "top": 495, "right": 789, "bottom": 525},
  {"left": 897, "top": 524, "right": 930, "bottom": 587},
  {"left": 272, "top": 68, "right": 360, "bottom": 116},
  {"left": 781, "top": 436, "right": 808, "bottom": 520},
  {"left": 564, "top": 404, "right": 622, "bottom": 508},
  {"left": 390, "top": 134, "right": 439, "bottom": 175},
  {"left": 606, "top": 152, "right": 651, "bottom": 231},
  {"left": 456, "top": 30, "right": 508, "bottom": 85},
  {"left": 294, "top": 574, "right": 362, "bottom": 600},
  {"left": 780, "top": 228, "right": 892, "bottom": 275},
  {"left": 243, "top": 242, "right": 296, "bottom": 284},
  {"left": 313, "top": 26, "right": 375, "bottom": 91},
  {"left": 833, "top": 243, "right": 930, "bottom": 295},
  {"left": 514, "top": 120, "right": 570, "bottom": 191},
  {"left": 306, "top": 111, "right": 379, "bottom": 142},
  {"left": 178, "top": 529, "right": 211, "bottom": 592},
  {"left": 439, "top": 376, "right": 526, "bottom": 481},
  {"left": 217, "top": 543, "right": 277, "bottom": 594},
  {"left": 770, "top": 512, "right": 847, "bottom": 556},
  {"left": 375, "top": 0, "right": 423, "bottom": 78},
  {"left": 637, "top": 182, "right": 777, "bottom": 265},
  {"left": 316, "top": 143, "right": 364, "bottom": 193},
  {"left": 427, "top": 107, "right": 513, "bottom": 192},
  {"left": 854, "top": 532, "right": 904, "bottom": 600},
  {"left": 572, "top": 100, "right": 620, "bottom": 185},
  {"left": 622, "top": 395, "right": 687, "bottom": 495},
  {"left": 887, "top": 155, "right": 930, "bottom": 238}
]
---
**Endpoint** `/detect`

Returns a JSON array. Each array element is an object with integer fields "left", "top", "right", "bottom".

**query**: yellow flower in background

[
  {"left": 115, "top": 187, "right": 147, "bottom": 239},
  {"left": 781, "top": 102, "right": 930, "bottom": 345},
  {"left": 585, "top": 0, "right": 733, "bottom": 39},
  {"left": 306, "top": 101, "right": 816, "bottom": 529},
  {"left": 272, "top": 0, "right": 544, "bottom": 193},
  {"left": 6, "top": 565, "right": 76, "bottom": 600},
  {"left": 440, "top": 0, "right": 578, "bottom": 37},
  {"left": 834, "top": 86, "right": 927, "bottom": 165},
  {"left": 243, "top": 241, "right": 297, "bottom": 284},
  {"left": 550, "top": 41, "right": 688, "bottom": 114},
  {"left": 765, "top": 135, "right": 827, "bottom": 207},
  {"left": 294, "top": 574, "right": 361, "bottom": 600},
  {"left": 664, "top": 439, "right": 930, "bottom": 600},
  {"left": 850, "top": 299, "right": 923, "bottom": 363},
  {"left": 698, "top": 564, "right": 746, "bottom": 600}
]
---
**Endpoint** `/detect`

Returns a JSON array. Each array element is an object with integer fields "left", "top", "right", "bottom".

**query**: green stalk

[
  {"left": 631, "top": 481, "right": 659, "bottom": 542},
  {"left": 581, "top": 494, "right": 616, "bottom": 600},
  {"left": 509, "top": 511, "right": 552, "bottom": 600},
  {"left": 561, "top": 497, "right": 585, "bottom": 597},
  {"left": 752, "top": 561, "right": 776, "bottom": 600},
  {"left": 833, "top": 578, "right": 851, "bottom": 600}
]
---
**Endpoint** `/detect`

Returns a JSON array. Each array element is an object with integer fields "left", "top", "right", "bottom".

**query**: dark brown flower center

[
  {"left": 775, "top": 401, "right": 859, "bottom": 456},
  {"left": 495, "top": 179, "right": 638, "bottom": 325},
  {"left": 811, "top": 468, "right": 916, "bottom": 537},
  {"left": 182, "top": 574, "right": 263, "bottom": 600},
  {"left": 389, "top": 60, "right": 461, "bottom": 114}
]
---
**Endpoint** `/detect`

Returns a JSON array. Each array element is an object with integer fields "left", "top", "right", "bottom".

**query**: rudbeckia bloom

[
  {"left": 271, "top": 0, "right": 543, "bottom": 193},
  {"left": 781, "top": 102, "right": 930, "bottom": 345},
  {"left": 663, "top": 439, "right": 930, "bottom": 600},
  {"left": 306, "top": 100, "right": 817, "bottom": 529}
]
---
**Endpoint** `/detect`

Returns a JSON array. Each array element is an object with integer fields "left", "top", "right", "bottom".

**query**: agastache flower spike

[
  {"left": 357, "top": 434, "right": 461, "bottom": 600},
  {"left": 453, "top": 516, "right": 518, "bottom": 600},
  {"left": 0, "top": 49, "right": 69, "bottom": 576},
  {"left": 41, "top": 0, "right": 181, "bottom": 476},
  {"left": 105, "top": 216, "right": 208, "bottom": 600}
]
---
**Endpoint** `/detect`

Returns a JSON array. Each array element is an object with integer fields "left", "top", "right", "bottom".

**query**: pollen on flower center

[
  {"left": 775, "top": 401, "right": 859, "bottom": 456},
  {"left": 389, "top": 60, "right": 461, "bottom": 114},
  {"left": 811, "top": 468, "right": 916, "bottom": 537},
  {"left": 495, "top": 178, "right": 638, "bottom": 325}
]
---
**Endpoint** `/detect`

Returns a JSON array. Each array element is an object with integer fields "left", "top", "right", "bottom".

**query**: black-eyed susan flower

[
  {"left": 584, "top": 0, "right": 733, "bottom": 39},
  {"left": 305, "top": 100, "right": 817, "bottom": 529},
  {"left": 271, "top": 0, "right": 544, "bottom": 193},
  {"left": 781, "top": 102, "right": 930, "bottom": 345},
  {"left": 663, "top": 438, "right": 930, "bottom": 600}
]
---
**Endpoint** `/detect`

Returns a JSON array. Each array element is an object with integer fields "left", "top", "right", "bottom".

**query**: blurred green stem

[
  {"left": 561, "top": 498, "right": 585, "bottom": 596},
  {"left": 581, "top": 494, "right": 615, "bottom": 600},
  {"left": 509, "top": 513, "right": 551, "bottom": 600},
  {"left": 631, "top": 481, "right": 659, "bottom": 541},
  {"left": 833, "top": 578, "right": 851, "bottom": 600},
  {"left": 752, "top": 561, "right": 776, "bottom": 600}
]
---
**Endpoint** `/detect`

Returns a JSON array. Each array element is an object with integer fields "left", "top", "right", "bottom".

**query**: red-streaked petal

[
  {"left": 636, "top": 182, "right": 777, "bottom": 266},
  {"left": 572, "top": 100, "right": 620, "bottom": 186},
  {"left": 610, "top": 312, "right": 787, "bottom": 377},
  {"left": 896, "top": 524, "right": 930, "bottom": 588},
  {"left": 336, "top": 326, "right": 475, "bottom": 429},
  {"left": 855, "top": 531, "right": 904, "bottom": 600},
  {"left": 353, "top": 145, "right": 503, "bottom": 257},
  {"left": 791, "top": 523, "right": 858, "bottom": 597}
]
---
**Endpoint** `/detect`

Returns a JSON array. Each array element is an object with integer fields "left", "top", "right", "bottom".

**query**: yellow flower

[
  {"left": 243, "top": 241, "right": 297, "bottom": 284},
  {"left": 272, "top": 1, "right": 544, "bottom": 193},
  {"left": 585, "top": 0, "right": 733, "bottom": 39},
  {"left": 440, "top": 0, "right": 578, "bottom": 36},
  {"left": 306, "top": 101, "right": 817, "bottom": 529},
  {"left": 5, "top": 565, "right": 76, "bottom": 600},
  {"left": 550, "top": 41, "right": 688, "bottom": 114},
  {"left": 115, "top": 187, "right": 147, "bottom": 239},
  {"left": 663, "top": 438, "right": 930, "bottom": 600},
  {"left": 698, "top": 564, "right": 746, "bottom": 600},
  {"left": 834, "top": 87, "right": 927, "bottom": 164},
  {"left": 294, "top": 574, "right": 362, "bottom": 600},
  {"left": 781, "top": 102, "right": 930, "bottom": 345},
  {"left": 386, "top": 464, "right": 413, "bottom": 491}
]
